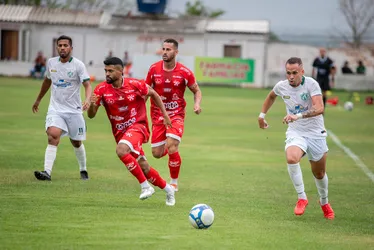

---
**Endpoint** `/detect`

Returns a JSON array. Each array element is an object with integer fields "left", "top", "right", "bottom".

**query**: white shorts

[
  {"left": 285, "top": 137, "right": 328, "bottom": 161},
  {"left": 45, "top": 112, "right": 86, "bottom": 141}
]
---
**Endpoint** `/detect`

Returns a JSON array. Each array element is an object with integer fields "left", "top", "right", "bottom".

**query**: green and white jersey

[
  {"left": 46, "top": 57, "right": 90, "bottom": 114},
  {"left": 273, "top": 76, "right": 327, "bottom": 139}
]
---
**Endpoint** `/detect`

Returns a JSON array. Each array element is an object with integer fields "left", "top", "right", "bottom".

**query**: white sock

[
  {"left": 163, "top": 184, "right": 174, "bottom": 193},
  {"left": 74, "top": 144, "right": 87, "bottom": 172},
  {"left": 170, "top": 178, "right": 178, "bottom": 185},
  {"left": 140, "top": 180, "right": 151, "bottom": 189},
  {"left": 44, "top": 144, "right": 57, "bottom": 175},
  {"left": 315, "top": 174, "right": 329, "bottom": 205},
  {"left": 287, "top": 163, "right": 307, "bottom": 200}
]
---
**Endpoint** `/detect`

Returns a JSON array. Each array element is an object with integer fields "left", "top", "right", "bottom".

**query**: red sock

[
  {"left": 120, "top": 154, "right": 146, "bottom": 183},
  {"left": 146, "top": 167, "right": 167, "bottom": 189},
  {"left": 168, "top": 152, "right": 181, "bottom": 179}
]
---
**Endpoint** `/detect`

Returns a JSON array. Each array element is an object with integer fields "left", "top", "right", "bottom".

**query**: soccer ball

[
  {"left": 188, "top": 204, "right": 214, "bottom": 229},
  {"left": 344, "top": 101, "right": 354, "bottom": 111}
]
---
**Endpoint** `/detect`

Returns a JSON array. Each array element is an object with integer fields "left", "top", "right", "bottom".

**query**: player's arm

[
  {"left": 258, "top": 90, "right": 277, "bottom": 129},
  {"left": 312, "top": 58, "right": 317, "bottom": 78},
  {"left": 82, "top": 80, "right": 92, "bottom": 111},
  {"left": 32, "top": 77, "right": 52, "bottom": 113},
  {"left": 87, "top": 86, "right": 102, "bottom": 119},
  {"left": 188, "top": 83, "right": 202, "bottom": 114},
  {"left": 146, "top": 86, "right": 171, "bottom": 127}
]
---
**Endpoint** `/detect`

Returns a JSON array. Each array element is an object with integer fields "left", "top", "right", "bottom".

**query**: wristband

[
  {"left": 259, "top": 112, "right": 266, "bottom": 118},
  {"left": 296, "top": 113, "right": 303, "bottom": 119}
]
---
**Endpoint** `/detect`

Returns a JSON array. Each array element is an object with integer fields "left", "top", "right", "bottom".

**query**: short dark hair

[
  {"left": 57, "top": 35, "right": 73, "bottom": 46},
  {"left": 286, "top": 57, "right": 303, "bottom": 66},
  {"left": 104, "top": 57, "right": 123, "bottom": 67},
  {"left": 163, "top": 38, "right": 178, "bottom": 49}
]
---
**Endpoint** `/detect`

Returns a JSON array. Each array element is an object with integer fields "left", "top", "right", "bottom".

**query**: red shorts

[
  {"left": 151, "top": 118, "right": 184, "bottom": 147},
  {"left": 115, "top": 125, "right": 149, "bottom": 159}
]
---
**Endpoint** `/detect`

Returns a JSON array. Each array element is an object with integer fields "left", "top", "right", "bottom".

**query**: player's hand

[
  {"left": 32, "top": 100, "right": 40, "bottom": 113},
  {"left": 283, "top": 114, "right": 298, "bottom": 124},
  {"left": 258, "top": 117, "right": 269, "bottom": 129},
  {"left": 90, "top": 94, "right": 99, "bottom": 106},
  {"left": 82, "top": 99, "right": 90, "bottom": 111},
  {"left": 163, "top": 115, "right": 172, "bottom": 128},
  {"left": 194, "top": 104, "right": 202, "bottom": 114}
]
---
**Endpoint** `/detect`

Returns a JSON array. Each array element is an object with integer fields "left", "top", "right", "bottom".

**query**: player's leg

[
  {"left": 34, "top": 114, "right": 67, "bottom": 181},
  {"left": 165, "top": 119, "right": 184, "bottom": 191},
  {"left": 67, "top": 114, "right": 88, "bottom": 180},
  {"left": 285, "top": 137, "right": 308, "bottom": 215},
  {"left": 307, "top": 138, "right": 334, "bottom": 219},
  {"left": 151, "top": 123, "right": 168, "bottom": 158},
  {"left": 117, "top": 130, "right": 154, "bottom": 200},
  {"left": 138, "top": 157, "right": 176, "bottom": 206}
]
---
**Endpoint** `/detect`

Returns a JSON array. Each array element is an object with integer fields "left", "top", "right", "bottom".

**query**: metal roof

[
  {"left": 0, "top": 4, "right": 101, "bottom": 26},
  {"left": 205, "top": 20, "right": 270, "bottom": 34}
]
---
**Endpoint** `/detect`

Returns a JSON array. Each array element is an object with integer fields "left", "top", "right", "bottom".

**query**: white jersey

[
  {"left": 46, "top": 57, "right": 90, "bottom": 114},
  {"left": 273, "top": 76, "right": 327, "bottom": 139}
]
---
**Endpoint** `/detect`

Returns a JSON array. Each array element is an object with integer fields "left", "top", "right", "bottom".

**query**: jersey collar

[
  {"left": 301, "top": 76, "right": 305, "bottom": 85},
  {"left": 58, "top": 57, "right": 73, "bottom": 63}
]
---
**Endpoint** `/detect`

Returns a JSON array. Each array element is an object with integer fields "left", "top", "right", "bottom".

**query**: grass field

[{"left": 0, "top": 77, "right": 373, "bottom": 250}]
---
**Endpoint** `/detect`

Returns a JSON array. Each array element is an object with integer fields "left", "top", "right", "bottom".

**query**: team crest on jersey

[
  {"left": 300, "top": 92, "right": 310, "bottom": 101},
  {"left": 165, "top": 79, "right": 171, "bottom": 83},
  {"left": 155, "top": 78, "right": 162, "bottom": 84},
  {"left": 67, "top": 71, "right": 74, "bottom": 77},
  {"left": 130, "top": 108, "right": 137, "bottom": 117},
  {"left": 172, "top": 93, "right": 179, "bottom": 100},
  {"left": 127, "top": 95, "right": 135, "bottom": 101},
  {"left": 118, "top": 96, "right": 124, "bottom": 101}
]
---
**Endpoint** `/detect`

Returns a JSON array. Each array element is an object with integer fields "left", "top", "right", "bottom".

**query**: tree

[
  {"left": 183, "top": 0, "right": 225, "bottom": 18},
  {"left": 339, "top": 0, "right": 374, "bottom": 48}
]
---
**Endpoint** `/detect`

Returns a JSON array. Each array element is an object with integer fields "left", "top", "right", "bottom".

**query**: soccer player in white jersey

[
  {"left": 258, "top": 57, "right": 334, "bottom": 220},
  {"left": 32, "top": 35, "right": 92, "bottom": 181}
]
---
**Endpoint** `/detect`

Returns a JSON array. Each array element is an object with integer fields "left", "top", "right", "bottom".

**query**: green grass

[{"left": 0, "top": 77, "right": 373, "bottom": 250}]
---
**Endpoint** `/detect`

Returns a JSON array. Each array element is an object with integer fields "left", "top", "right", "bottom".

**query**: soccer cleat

[
  {"left": 139, "top": 186, "right": 155, "bottom": 200},
  {"left": 34, "top": 171, "right": 51, "bottom": 181},
  {"left": 294, "top": 199, "right": 308, "bottom": 216},
  {"left": 170, "top": 183, "right": 178, "bottom": 192},
  {"left": 80, "top": 170, "right": 89, "bottom": 180},
  {"left": 321, "top": 203, "right": 335, "bottom": 220},
  {"left": 166, "top": 188, "right": 176, "bottom": 206}
]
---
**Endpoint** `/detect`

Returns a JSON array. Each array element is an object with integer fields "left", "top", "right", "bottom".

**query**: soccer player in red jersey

[
  {"left": 88, "top": 57, "right": 176, "bottom": 206},
  {"left": 145, "top": 38, "right": 202, "bottom": 191}
]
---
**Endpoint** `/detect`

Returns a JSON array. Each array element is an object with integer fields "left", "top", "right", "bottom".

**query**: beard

[{"left": 106, "top": 77, "right": 115, "bottom": 83}]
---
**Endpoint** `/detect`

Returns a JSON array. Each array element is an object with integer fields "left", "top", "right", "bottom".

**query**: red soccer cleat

[
  {"left": 294, "top": 199, "right": 308, "bottom": 216},
  {"left": 321, "top": 203, "right": 335, "bottom": 220}
]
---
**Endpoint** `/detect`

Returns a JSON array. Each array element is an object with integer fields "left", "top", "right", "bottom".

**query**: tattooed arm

[{"left": 283, "top": 95, "right": 324, "bottom": 124}]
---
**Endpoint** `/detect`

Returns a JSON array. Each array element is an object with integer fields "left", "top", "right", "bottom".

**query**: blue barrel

[{"left": 137, "top": 0, "right": 168, "bottom": 14}]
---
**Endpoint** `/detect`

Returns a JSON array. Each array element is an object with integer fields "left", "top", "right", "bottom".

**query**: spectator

[
  {"left": 356, "top": 60, "right": 366, "bottom": 75},
  {"left": 341, "top": 61, "right": 353, "bottom": 74},
  {"left": 105, "top": 51, "right": 113, "bottom": 60},
  {"left": 30, "top": 51, "right": 46, "bottom": 79},
  {"left": 123, "top": 51, "right": 131, "bottom": 66}
]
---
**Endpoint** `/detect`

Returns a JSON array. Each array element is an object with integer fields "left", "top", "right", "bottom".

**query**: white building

[{"left": 0, "top": 4, "right": 269, "bottom": 86}]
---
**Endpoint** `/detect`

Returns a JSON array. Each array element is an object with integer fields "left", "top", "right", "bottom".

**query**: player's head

[
  {"left": 103, "top": 57, "right": 124, "bottom": 84},
  {"left": 162, "top": 38, "right": 179, "bottom": 63},
  {"left": 56, "top": 35, "right": 73, "bottom": 59},
  {"left": 285, "top": 57, "right": 304, "bottom": 87},
  {"left": 319, "top": 48, "right": 326, "bottom": 58}
]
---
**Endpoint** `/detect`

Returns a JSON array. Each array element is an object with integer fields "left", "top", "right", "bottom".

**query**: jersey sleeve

[
  {"left": 134, "top": 79, "right": 149, "bottom": 97},
  {"left": 184, "top": 68, "right": 197, "bottom": 87},
  {"left": 45, "top": 59, "right": 51, "bottom": 79},
  {"left": 77, "top": 61, "right": 90, "bottom": 83},
  {"left": 312, "top": 58, "right": 318, "bottom": 67},
  {"left": 145, "top": 67, "right": 153, "bottom": 86},
  {"left": 309, "top": 79, "right": 322, "bottom": 96},
  {"left": 272, "top": 81, "right": 282, "bottom": 96},
  {"left": 93, "top": 83, "right": 105, "bottom": 106}
]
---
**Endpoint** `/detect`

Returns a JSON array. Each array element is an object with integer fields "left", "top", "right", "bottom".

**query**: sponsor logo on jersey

[
  {"left": 173, "top": 75, "right": 182, "bottom": 79},
  {"left": 155, "top": 78, "right": 162, "bottom": 84},
  {"left": 173, "top": 80, "right": 180, "bottom": 86},
  {"left": 172, "top": 93, "right": 179, "bottom": 100},
  {"left": 283, "top": 95, "right": 290, "bottom": 99},
  {"left": 164, "top": 101, "right": 179, "bottom": 110},
  {"left": 51, "top": 69, "right": 57, "bottom": 72},
  {"left": 116, "top": 117, "right": 136, "bottom": 130},
  {"left": 130, "top": 108, "right": 137, "bottom": 117},
  {"left": 153, "top": 74, "right": 161, "bottom": 77},
  {"left": 78, "top": 127, "right": 84, "bottom": 135},
  {"left": 109, "top": 115, "right": 125, "bottom": 121},
  {"left": 104, "top": 94, "right": 113, "bottom": 97},
  {"left": 118, "top": 106, "right": 128, "bottom": 112},
  {"left": 165, "top": 79, "right": 170, "bottom": 83},
  {"left": 125, "top": 90, "right": 134, "bottom": 94},
  {"left": 164, "top": 88, "right": 172, "bottom": 92},
  {"left": 289, "top": 104, "right": 309, "bottom": 114},
  {"left": 54, "top": 79, "right": 72, "bottom": 88},
  {"left": 127, "top": 95, "right": 135, "bottom": 101}
]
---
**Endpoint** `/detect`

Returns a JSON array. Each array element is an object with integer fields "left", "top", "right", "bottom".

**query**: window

[{"left": 224, "top": 45, "right": 241, "bottom": 58}]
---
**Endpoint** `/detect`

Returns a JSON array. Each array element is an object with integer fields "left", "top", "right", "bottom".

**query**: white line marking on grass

[{"left": 328, "top": 130, "right": 374, "bottom": 183}]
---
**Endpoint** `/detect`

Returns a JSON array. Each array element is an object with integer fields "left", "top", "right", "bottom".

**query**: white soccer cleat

[
  {"left": 139, "top": 186, "right": 155, "bottom": 200},
  {"left": 166, "top": 189, "right": 176, "bottom": 206}
]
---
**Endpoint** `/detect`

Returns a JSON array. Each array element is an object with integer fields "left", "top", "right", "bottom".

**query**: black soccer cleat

[
  {"left": 34, "top": 171, "right": 51, "bottom": 181},
  {"left": 80, "top": 170, "right": 89, "bottom": 180}
]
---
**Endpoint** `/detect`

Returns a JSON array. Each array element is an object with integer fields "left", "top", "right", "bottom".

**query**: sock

[
  {"left": 44, "top": 144, "right": 57, "bottom": 175},
  {"left": 168, "top": 152, "right": 181, "bottom": 179},
  {"left": 120, "top": 154, "right": 147, "bottom": 184},
  {"left": 315, "top": 174, "right": 329, "bottom": 205},
  {"left": 74, "top": 144, "right": 86, "bottom": 172},
  {"left": 323, "top": 96, "right": 327, "bottom": 107},
  {"left": 145, "top": 167, "right": 167, "bottom": 189},
  {"left": 140, "top": 180, "right": 151, "bottom": 189},
  {"left": 287, "top": 163, "right": 307, "bottom": 200},
  {"left": 170, "top": 178, "right": 178, "bottom": 185}
]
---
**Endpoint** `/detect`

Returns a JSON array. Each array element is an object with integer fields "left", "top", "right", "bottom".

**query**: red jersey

[
  {"left": 93, "top": 78, "right": 150, "bottom": 142},
  {"left": 145, "top": 60, "right": 196, "bottom": 124}
]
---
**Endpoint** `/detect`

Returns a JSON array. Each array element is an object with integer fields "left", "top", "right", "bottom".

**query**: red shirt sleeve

[
  {"left": 93, "top": 83, "right": 105, "bottom": 106},
  {"left": 185, "top": 69, "right": 197, "bottom": 87},
  {"left": 134, "top": 79, "right": 149, "bottom": 97},
  {"left": 145, "top": 66, "right": 153, "bottom": 86}
]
